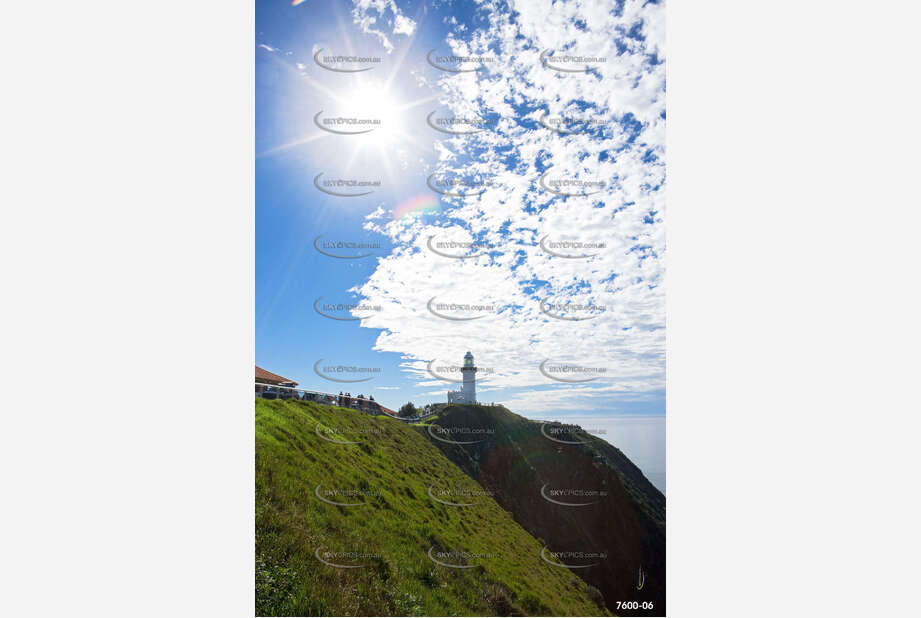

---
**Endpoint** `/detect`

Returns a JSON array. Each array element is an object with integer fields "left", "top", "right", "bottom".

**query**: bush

[{"left": 484, "top": 584, "right": 524, "bottom": 616}]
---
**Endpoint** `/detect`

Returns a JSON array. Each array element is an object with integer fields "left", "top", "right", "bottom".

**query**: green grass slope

[{"left": 255, "top": 399, "right": 610, "bottom": 616}]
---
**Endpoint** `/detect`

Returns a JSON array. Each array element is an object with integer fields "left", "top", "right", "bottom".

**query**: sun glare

[
  {"left": 336, "top": 83, "right": 406, "bottom": 149},
  {"left": 258, "top": 38, "right": 440, "bottom": 185}
]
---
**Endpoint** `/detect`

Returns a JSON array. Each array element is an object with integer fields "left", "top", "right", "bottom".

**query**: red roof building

[{"left": 255, "top": 366, "right": 298, "bottom": 386}]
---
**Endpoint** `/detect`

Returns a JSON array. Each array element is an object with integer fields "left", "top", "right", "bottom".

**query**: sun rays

[{"left": 256, "top": 32, "right": 440, "bottom": 193}]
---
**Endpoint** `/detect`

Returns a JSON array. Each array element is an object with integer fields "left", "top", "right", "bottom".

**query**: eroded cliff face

[{"left": 420, "top": 404, "right": 665, "bottom": 616}]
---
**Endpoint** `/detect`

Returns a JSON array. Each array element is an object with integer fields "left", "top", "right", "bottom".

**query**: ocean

[{"left": 531, "top": 414, "right": 666, "bottom": 494}]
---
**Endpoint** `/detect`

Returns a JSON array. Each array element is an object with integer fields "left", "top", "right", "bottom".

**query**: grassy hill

[{"left": 255, "top": 399, "right": 610, "bottom": 616}]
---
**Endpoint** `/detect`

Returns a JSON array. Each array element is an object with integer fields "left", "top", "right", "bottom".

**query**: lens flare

[
  {"left": 292, "top": 0, "right": 308, "bottom": 6},
  {"left": 393, "top": 194, "right": 440, "bottom": 219}
]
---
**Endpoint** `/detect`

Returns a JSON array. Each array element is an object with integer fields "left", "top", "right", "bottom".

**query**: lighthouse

[
  {"left": 447, "top": 351, "right": 478, "bottom": 404},
  {"left": 461, "top": 351, "right": 477, "bottom": 403}
]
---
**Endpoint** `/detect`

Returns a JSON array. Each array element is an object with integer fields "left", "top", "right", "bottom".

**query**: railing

[
  {"left": 255, "top": 383, "right": 473, "bottom": 422},
  {"left": 395, "top": 409, "right": 439, "bottom": 423},
  {"left": 256, "top": 382, "right": 388, "bottom": 415}
]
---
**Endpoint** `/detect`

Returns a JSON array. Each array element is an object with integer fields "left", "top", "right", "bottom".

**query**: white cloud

[
  {"left": 393, "top": 14, "right": 416, "bottom": 37},
  {"left": 351, "top": 0, "right": 417, "bottom": 53},
  {"left": 356, "top": 0, "right": 665, "bottom": 414}
]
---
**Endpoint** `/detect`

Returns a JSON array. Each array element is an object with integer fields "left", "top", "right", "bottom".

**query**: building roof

[{"left": 255, "top": 365, "right": 298, "bottom": 385}]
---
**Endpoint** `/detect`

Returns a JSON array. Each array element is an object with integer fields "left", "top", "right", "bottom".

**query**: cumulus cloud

[
  {"left": 351, "top": 0, "right": 417, "bottom": 53},
  {"left": 356, "top": 0, "right": 665, "bottom": 413}
]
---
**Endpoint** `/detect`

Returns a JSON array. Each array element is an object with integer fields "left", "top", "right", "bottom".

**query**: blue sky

[{"left": 256, "top": 0, "right": 665, "bottom": 421}]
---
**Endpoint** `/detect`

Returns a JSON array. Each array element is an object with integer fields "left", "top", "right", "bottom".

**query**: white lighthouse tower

[
  {"left": 447, "top": 351, "right": 478, "bottom": 404},
  {"left": 461, "top": 351, "right": 477, "bottom": 403}
]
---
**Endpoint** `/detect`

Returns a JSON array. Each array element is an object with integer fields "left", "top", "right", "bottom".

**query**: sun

[
  {"left": 335, "top": 83, "right": 406, "bottom": 149},
  {"left": 257, "top": 41, "right": 439, "bottom": 186},
  {"left": 313, "top": 77, "right": 436, "bottom": 185}
]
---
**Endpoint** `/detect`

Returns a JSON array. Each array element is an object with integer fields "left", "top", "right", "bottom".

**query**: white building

[{"left": 447, "top": 351, "right": 477, "bottom": 404}]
